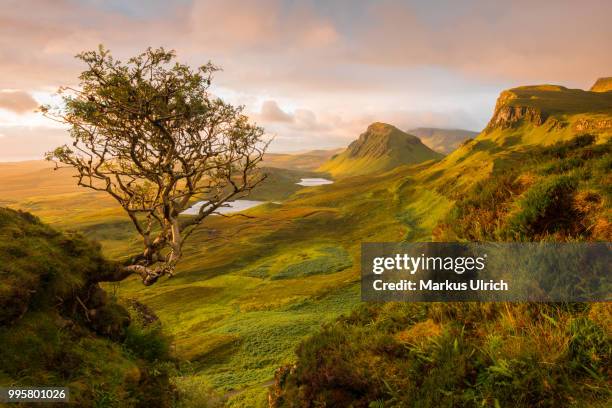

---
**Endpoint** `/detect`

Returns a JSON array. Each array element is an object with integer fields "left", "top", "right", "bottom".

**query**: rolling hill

[
  {"left": 408, "top": 127, "right": 478, "bottom": 154},
  {"left": 319, "top": 122, "right": 443, "bottom": 177},
  {"left": 271, "top": 81, "right": 612, "bottom": 406},
  {"left": 263, "top": 149, "right": 342, "bottom": 171},
  {"left": 1, "top": 79, "right": 610, "bottom": 407}
]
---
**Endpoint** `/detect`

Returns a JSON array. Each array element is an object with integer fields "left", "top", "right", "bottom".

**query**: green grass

[
  {"left": 0, "top": 208, "right": 176, "bottom": 406},
  {"left": 1, "top": 84, "right": 610, "bottom": 406},
  {"left": 502, "top": 85, "right": 612, "bottom": 116},
  {"left": 272, "top": 302, "right": 611, "bottom": 408},
  {"left": 271, "top": 246, "right": 352, "bottom": 280}
]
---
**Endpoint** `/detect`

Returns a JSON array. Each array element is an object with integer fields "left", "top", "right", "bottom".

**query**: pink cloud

[
  {"left": 0, "top": 0, "right": 610, "bottom": 158},
  {"left": 353, "top": 0, "right": 612, "bottom": 85},
  {"left": 0, "top": 90, "right": 38, "bottom": 114},
  {"left": 260, "top": 100, "right": 294, "bottom": 122}
]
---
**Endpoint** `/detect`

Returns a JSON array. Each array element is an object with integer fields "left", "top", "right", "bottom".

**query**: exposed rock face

[
  {"left": 573, "top": 118, "right": 612, "bottom": 132},
  {"left": 268, "top": 364, "right": 296, "bottom": 408},
  {"left": 590, "top": 77, "right": 612, "bottom": 92},
  {"left": 485, "top": 91, "right": 547, "bottom": 131}
]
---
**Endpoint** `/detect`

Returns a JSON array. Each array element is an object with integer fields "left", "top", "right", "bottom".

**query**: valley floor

[{"left": 0, "top": 159, "right": 450, "bottom": 406}]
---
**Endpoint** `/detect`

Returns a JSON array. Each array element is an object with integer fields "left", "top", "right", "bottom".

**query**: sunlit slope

[
  {"left": 319, "top": 122, "right": 443, "bottom": 177},
  {"left": 0, "top": 152, "right": 451, "bottom": 401},
  {"left": 590, "top": 77, "right": 612, "bottom": 92},
  {"left": 414, "top": 82, "right": 612, "bottom": 195},
  {"left": 111, "top": 160, "right": 452, "bottom": 402},
  {"left": 271, "top": 85, "right": 612, "bottom": 408},
  {"left": 263, "top": 149, "right": 342, "bottom": 171}
]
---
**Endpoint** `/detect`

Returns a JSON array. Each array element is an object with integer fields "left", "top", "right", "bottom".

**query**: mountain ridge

[
  {"left": 590, "top": 77, "right": 612, "bottom": 92},
  {"left": 484, "top": 83, "right": 612, "bottom": 133},
  {"left": 319, "top": 122, "right": 442, "bottom": 177},
  {"left": 408, "top": 127, "right": 478, "bottom": 154}
]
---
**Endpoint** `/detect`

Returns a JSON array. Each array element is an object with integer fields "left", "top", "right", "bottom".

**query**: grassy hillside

[
  {"left": 263, "top": 149, "right": 342, "bottom": 171},
  {"left": 408, "top": 127, "right": 478, "bottom": 154},
  {"left": 1, "top": 156, "right": 446, "bottom": 405},
  {"left": 271, "top": 85, "right": 612, "bottom": 407},
  {"left": 271, "top": 134, "right": 612, "bottom": 407},
  {"left": 107, "top": 162, "right": 445, "bottom": 406},
  {"left": 0, "top": 208, "right": 176, "bottom": 406},
  {"left": 319, "top": 122, "right": 443, "bottom": 177},
  {"left": 1, "top": 82, "right": 610, "bottom": 406},
  {"left": 272, "top": 302, "right": 611, "bottom": 408}
]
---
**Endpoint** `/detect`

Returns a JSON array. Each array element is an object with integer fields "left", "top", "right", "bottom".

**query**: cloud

[
  {"left": 256, "top": 100, "right": 333, "bottom": 134},
  {"left": 260, "top": 100, "right": 294, "bottom": 122},
  {"left": 352, "top": 0, "right": 612, "bottom": 86},
  {"left": 0, "top": 91, "right": 38, "bottom": 114},
  {"left": 187, "top": 0, "right": 339, "bottom": 51},
  {"left": 0, "top": 0, "right": 611, "bottom": 158},
  {"left": 0, "top": 125, "right": 69, "bottom": 161},
  {"left": 1, "top": 0, "right": 610, "bottom": 92}
]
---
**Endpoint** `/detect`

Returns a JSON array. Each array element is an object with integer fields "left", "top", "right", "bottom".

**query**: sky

[{"left": 0, "top": 0, "right": 610, "bottom": 160}]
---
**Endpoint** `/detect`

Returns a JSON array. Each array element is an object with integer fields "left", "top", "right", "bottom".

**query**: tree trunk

[{"left": 96, "top": 263, "right": 164, "bottom": 286}]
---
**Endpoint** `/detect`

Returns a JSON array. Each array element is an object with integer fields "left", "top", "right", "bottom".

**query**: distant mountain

[
  {"left": 590, "top": 77, "right": 612, "bottom": 92},
  {"left": 407, "top": 127, "right": 478, "bottom": 154},
  {"left": 263, "top": 149, "right": 343, "bottom": 171},
  {"left": 319, "top": 122, "right": 442, "bottom": 177}
]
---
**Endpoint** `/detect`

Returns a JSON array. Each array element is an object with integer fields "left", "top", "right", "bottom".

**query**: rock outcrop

[
  {"left": 590, "top": 77, "right": 612, "bottom": 92},
  {"left": 485, "top": 90, "right": 547, "bottom": 131}
]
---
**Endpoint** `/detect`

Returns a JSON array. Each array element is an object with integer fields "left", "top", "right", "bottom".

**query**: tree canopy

[{"left": 43, "top": 46, "right": 268, "bottom": 285}]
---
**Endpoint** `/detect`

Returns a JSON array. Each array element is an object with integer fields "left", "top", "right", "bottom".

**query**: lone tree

[{"left": 42, "top": 46, "right": 268, "bottom": 286}]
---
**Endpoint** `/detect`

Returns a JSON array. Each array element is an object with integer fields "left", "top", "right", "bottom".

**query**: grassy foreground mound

[
  {"left": 0, "top": 208, "right": 175, "bottom": 406},
  {"left": 270, "top": 134, "right": 612, "bottom": 408},
  {"left": 270, "top": 302, "right": 611, "bottom": 408}
]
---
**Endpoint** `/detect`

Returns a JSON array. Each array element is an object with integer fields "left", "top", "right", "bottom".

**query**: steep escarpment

[
  {"left": 0, "top": 208, "right": 175, "bottom": 406},
  {"left": 320, "top": 122, "right": 442, "bottom": 177},
  {"left": 415, "top": 81, "right": 612, "bottom": 199},
  {"left": 484, "top": 84, "right": 612, "bottom": 133},
  {"left": 486, "top": 91, "right": 548, "bottom": 130},
  {"left": 590, "top": 77, "right": 612, "bottom": 92}
]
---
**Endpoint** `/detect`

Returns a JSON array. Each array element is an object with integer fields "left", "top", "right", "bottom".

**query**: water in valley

[
  {"left": 296, "top": 178, "right": 334, "bottom": 186},
  {"left": 182, "top": 200, "right": 264, "bottom": 215}
]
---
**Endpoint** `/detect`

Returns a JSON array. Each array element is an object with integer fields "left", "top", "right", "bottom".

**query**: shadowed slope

[
  {"left": 0, "top": 208, "right": 175, "bottom": 406},
  {"left": 408, "top": 127, "right": 478, "bottom": 154}
]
